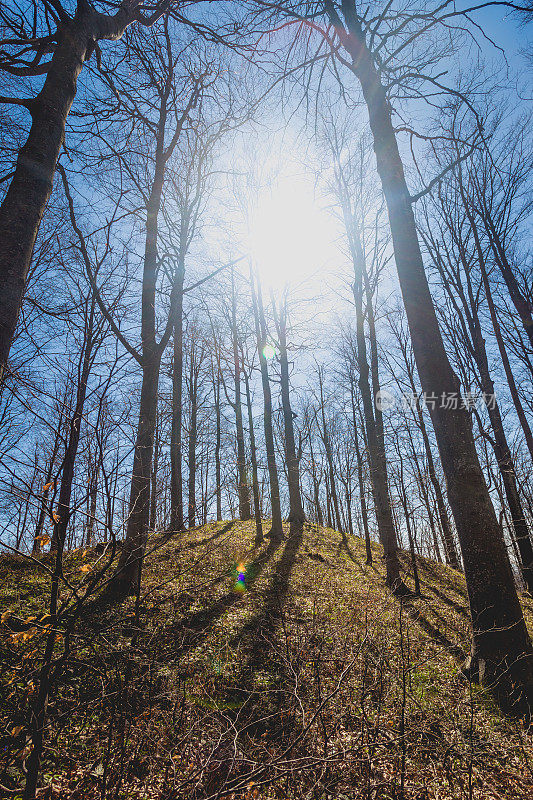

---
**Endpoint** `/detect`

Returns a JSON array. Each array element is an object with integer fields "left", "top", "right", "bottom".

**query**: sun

[{"left": 247, "top": 170, "right": 337, "bottom": 291}]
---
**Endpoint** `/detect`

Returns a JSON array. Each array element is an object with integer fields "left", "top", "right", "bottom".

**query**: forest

[{"left": 0, "top": 2, "right": 533, "bottom": 799}]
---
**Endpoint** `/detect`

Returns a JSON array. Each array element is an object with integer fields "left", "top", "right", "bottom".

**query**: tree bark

[
  {"left": 170, "top": 264, "right": 185, "bottom": 531},
  {"left": 50, "top": 297, "right": 97, "bottom": 552},
  {"left": 243, "top": 365, "right": 264, "bottom": 544},
  {"left": 230, "top": 275, "right": 251, "bottom": 521},
  {"left": 187, "top": 344, "right": 199, "bottom": 529},
  {"left": 213, "top": 365, "right": 223, "bottom": 522},
  {"left": 350, "top": 386, "right": 372, "bottom": 564},
  {"left": 317, "top": 368, "right": 345, "bottom": 541},
  {"left": 480, "top": 259, "right": 533, "bottom": 463},
  {"left": 250, "top": 271, "right": 283, "bottom": 539},
  {"left": 272, "top": 295, "right": 305, "bottom": 533},
  {"left": 350, "top": 239, "right": 404, "bottom": 590}
]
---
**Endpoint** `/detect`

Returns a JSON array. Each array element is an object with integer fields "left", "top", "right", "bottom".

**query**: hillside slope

[{"left": 1, "top": 521, "right": 533, "bottom": 799}]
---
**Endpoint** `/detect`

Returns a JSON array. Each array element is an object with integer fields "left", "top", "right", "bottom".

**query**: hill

[{"left": 1, "top": 521, "right": 533, "bottom": 799}]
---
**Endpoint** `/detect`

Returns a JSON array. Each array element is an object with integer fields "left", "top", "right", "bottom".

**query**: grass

[{"left": 1, "top": 520, "right": 533, "bottom": 799}]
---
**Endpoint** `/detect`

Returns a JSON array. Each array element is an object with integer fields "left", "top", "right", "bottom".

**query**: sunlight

[{"left": 247, "top": 171, "right": 337, "bottom": 291}]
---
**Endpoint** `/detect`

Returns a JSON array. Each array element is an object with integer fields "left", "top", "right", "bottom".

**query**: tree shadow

[
  {"left": 403, "top": 600, "right": 468, "bottom": 665},
  {"left": 172, "top": 520, "right": 236, "bottom": 551},
  {"left": 230, "top": 524, "right": 304, "bottom": 658},
  {"left": 422, "top": 582, "right": 470, "bottom": 618},
  {"left": 196, "top": 525, "right": 306, "bottom": 793},
  {"left": 169, "top": 538, "right": 283, "bottom": 655},
  {"left": 414, "top": 558, "right": 468, "bottom": 600}
]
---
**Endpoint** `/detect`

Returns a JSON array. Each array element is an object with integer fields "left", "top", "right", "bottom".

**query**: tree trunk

[
  {"left": 350, "top": 240, "right": 404, "bottom": 590},
  {"left": 405, "top": 422, "right": 442, "bottom": 564},
  {"left": 480, "top": 261, "right": 533, "bottom": 462},
  {"left": 188, "top": 351, "right": 198, "bottom": 529},
  {"left": 250, "top": 271, "right": 283, "bottom": 539},
  {"left": 272, "top": 295, "right": 305, "bottom": 533},
  {"left": 149, "top": 409, "right": 160, "bottom": 533},
  {"left": 213, "top": 366, "right": 223, "bottom": 522},
  {"left": 170, "top": 265, "right": 185, "bottom": 531},
  {"left": 115, "top": 351, "right": 160, "bottom": 589},
  {"left": 113, "top": 145, "right": 166, "bottom": 589},
  {"left": 397, "top": 448, "right": 422, "bottom": 596},
  {"left": 243, "top": 366, "right": 264, "bottom": 544},
  {"left": 231, "top": 274, "right": 251, "bottom": 521},
  {"left": 50, "top": 298, "right": 96, "bottom": 552},
  {"left": 351, "top": 388, "right": 373, "bottom": 564},
  {"left": 318, "top": 368, "right": 345, "bottom": 541}
]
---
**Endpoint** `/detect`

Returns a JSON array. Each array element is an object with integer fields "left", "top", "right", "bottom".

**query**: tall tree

[
  {"left": 251, "top": 270, "right": 284, "bottom": 540},
  {"left": 272, "top": 291, "right": 305, "bottom": 533}
]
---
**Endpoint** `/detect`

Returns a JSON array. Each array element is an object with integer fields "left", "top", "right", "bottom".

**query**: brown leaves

[{"left": 34, "top": 534, "right": 51, "bottom": 550}]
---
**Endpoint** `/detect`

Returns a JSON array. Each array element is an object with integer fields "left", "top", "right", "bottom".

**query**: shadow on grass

[
  {"left": 230, "top": 524, "right": 304, "bottom": 659},
  {"left": 404, "top": 600, "right": 468, "bottom": 666},
  {"left": 81, "top": 522, "right": 239, "bottom": 631},
  {"left": 172, "top": 537, "right": 283, "bottom": 654},
  {"left": 163, "top": 520, "right": 236, "bottom": 551}
]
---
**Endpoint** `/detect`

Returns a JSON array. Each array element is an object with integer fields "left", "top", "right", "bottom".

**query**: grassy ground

[{"left": 1, "top": 521, "right": 533, "bottom": 799}]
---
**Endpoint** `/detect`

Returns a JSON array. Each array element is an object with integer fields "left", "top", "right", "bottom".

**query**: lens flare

[
  {"left": 262, "top": 344, "right": 276, "bottom": 360},
  {"left": 235, "top": 561, "right": 247, "bottom": 593}
]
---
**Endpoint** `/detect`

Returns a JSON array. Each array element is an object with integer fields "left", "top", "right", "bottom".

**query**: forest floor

[{"left": 1, "top": 521, "right": 533, "bottom": 799}]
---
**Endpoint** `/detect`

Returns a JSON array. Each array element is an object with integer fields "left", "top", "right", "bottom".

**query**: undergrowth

[{"left": 1, "top": 521, "right": 532, "bottom": 799}]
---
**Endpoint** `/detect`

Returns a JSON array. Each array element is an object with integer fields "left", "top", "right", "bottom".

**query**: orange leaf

[
  {"left": 10, "top": 725, "right": 24, "bottom": 737},
  {"left": 42, "top": 481, "right": 54, "bottom": 492},
  {"left": 79, "top": 563, "right": 93, "bottom": 573}
]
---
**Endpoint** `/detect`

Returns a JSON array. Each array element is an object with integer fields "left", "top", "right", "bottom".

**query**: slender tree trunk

[
  {"left": 170, "top": 265, "right": 185, "bottom": 531},
  {"left": 188, "top": 352, "right": 198, "bottom": 529},
  {"left": 397, "top": 450, "right": 421, "bottom": 596},
  {"left": 243, "top": 366, "right": 263, "bottom": 544},
  {"left": 318, "top": 368, "right": 345, "bottom": 541},
  {"left": 477, "top": 198, "right": 533, "bottom": 350},
  {"left": 86, "top": 467, "right": 98, "bottom": 548},
  {"left": 213, "top": 366, "right": 223, "bottom": 522},
  {"left": 149, "top": 409, "right": 160, "bottom": 533},
  {"left": 409, "top": 376, "right": 460, "bottom": 569},
  {"left": 328, "top": 4, "right": 533, "bottom": 704},
  {"left": 309, "top": 437, "right": 324, "bottom": 528},
  {"left": 391, "top": 332, "right": 461, "bottom": 569},
  {"left": 351, "top": 389, "right": 373, "bottom": 564},
  {"left": 115, "top": 351, "right": 160, "bottom": 588},
  {"left": 250, "top": 270, "right": 283, "bottom": 539},
  {"left": 405, "top": 423, "right": 442, "bottom": 564},
  {"left": 480, "top": 260, "right": 533, "bottom": 462},
  {"left": 231, "top": 274, "right": 251, "bottom": 521},
  {"left": 113, "top": 150, "right": 166, "bottom": 589},
  {"left": 273, "top": 295, "right": 305, "bottom": 533},
  {"left": 350, "top": 238, "right": 404, "bottom": 590},
  {"left": 50, "top": 299, "right": 97, "bottom": 552}
]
